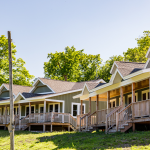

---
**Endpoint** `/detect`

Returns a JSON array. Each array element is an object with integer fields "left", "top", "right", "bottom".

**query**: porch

[{"left": 77, "top": 78, "right": 150, "bottom": 133}]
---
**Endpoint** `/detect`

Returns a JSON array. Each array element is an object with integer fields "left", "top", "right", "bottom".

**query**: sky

[{"left": 1, "top": 0, "right": 150, "bottom": 78}]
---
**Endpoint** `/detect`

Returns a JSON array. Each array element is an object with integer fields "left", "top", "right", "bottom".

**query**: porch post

[
  {"left": 120, "top": 86, "right": 123, "bottom": 106},
  {"left": 18, "top": 103, "right": 21, "bottom": 130},
  {"left": 149, "top": 78, "right": 150, "bottom": 99},
  {"left": 89, "top": 97, "right": 91, "bottom": 126},
  {"left": 89, "top": 97, "right": 91, "bottom": 114},
  {"left": 96, "top": 95, "right": 99, "bottom": 125},
  {"left": 80, "top": 100, "right": 83, "bottom": 115},
  {"left": 107, "top": 91, "right": 110, "bottom": 109},
  {"left": 132, "top": 83, "right": 135, "bottom": 132},
  {"left": 29, "top": 102, "right": 31, "bottom": 123},
  {"left": 5, "top": 105, "right": 7, "bottom": 124},
  {"left": 44, "top": 100, "right": 46, "bottom": 122}
]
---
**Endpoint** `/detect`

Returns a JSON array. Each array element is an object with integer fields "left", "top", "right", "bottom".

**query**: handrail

[
  {"left": 118, "top": 103, "right": 132, "bottom": 114},
  {"left": 70, "top": 115, "right": 76, "bottom": 122},
  {"left": 81, "top": 113, "right": 90, "bottom": 119},
  {"left": 88, "top": 111, "right": 96, "bottom": 118},
  {"left": 107, "top": 105, "right": 122, "bottom": 117}
]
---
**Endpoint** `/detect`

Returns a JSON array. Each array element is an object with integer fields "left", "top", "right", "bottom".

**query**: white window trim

[
  {"left": 25, "top": 105, "right": 35, "bottom": 116},
  {"left": 39, "top": 104, "right": 44, "bottom": 113},
  {"left": 128, "top": 93, "right": 138, "bottom": 103},
  {"left": 110, "top": 99, "right": 116, "bottom": 108},
  {"left": 14, "top": 106, "right": 18, "bottom": 115},
  {"left": 71, "top": 102, "right": 86, "bottom": 118},
  {"left": 48, "top": 103, "right": 60, "bottom": 113},
  {"left": 141, "top": 89, "right": 149, "bottom": 100}
]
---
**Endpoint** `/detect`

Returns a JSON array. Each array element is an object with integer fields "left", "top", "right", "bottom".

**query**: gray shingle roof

[
  {"left": 3, "top": 84, "right": 32, "bottom": 96},
  {"left": 115, "top": 61, "right": 145, "bottom": 77}
]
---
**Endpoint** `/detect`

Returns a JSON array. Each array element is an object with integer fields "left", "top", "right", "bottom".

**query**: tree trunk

[{"left": 64, "top": 75, "right": 67, "bottom": 81}]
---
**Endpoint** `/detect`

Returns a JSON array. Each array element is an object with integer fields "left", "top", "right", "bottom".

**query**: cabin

[
  {"left": 0, "top": 78, "right": 107, "bottom": 132},
  {"left": 74, "top": 47, "right": 150, "bottom": 133}
]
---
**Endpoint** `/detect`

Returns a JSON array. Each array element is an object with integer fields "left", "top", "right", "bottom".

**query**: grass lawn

[{"left": 0, "top": 130, "right": 150, "bottom": 150}]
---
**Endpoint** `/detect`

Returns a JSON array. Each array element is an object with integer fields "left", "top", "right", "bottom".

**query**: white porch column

[
  {"left": 96, "top": 95, "right": 99, "bottom": 124},
  {"left": 44, "top": 100, "right": 46, "bottom": 122},
  {"left": 18, "top": 103, "right": 21, "bottom": 130},
  {"left": 80, "top": 100, "right": 83, "bottom": 115},
  {"left": 29, "top": 102, "right": 31, "bottom": 123}
]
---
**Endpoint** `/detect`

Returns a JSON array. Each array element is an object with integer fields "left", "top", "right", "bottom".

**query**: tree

[
  {"left": 44, "top": 46, "right": 102, "bottom": 82},
  {"left": 124, "top": 31, "right": 150, "bottom": 62},
  {"left": 0, "top": 35, "right": 34, "bottom": 86},
  {"left": 98, "top": 55, "right": 124, "bottom": 83}
]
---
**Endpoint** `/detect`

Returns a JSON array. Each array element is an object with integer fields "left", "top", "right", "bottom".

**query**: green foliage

[
  {"left": 44, "top": 46, "right": 102, "bottom": 81},
  {"left": 0, "top": 35, "right": 34, "bottom": 86},
  {"left": 98, "top": 55, "right": 124, "bottom": 83},
  {"left": 124, "top": 31, "right": 150, "bottom": 62}
]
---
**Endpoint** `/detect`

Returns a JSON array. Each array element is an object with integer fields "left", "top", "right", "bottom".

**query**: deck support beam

[
  {"left": 149, "top": 78, "right": 150, "bottom": 99},
  {"left": 43, "top": 124, "right": 45, "bottom": 132},
  {"left": 68, "top": 125, "right": 70, "bottom": 132},
  {"left": 132, "top": 123, "right": 135, "bottom": 132},
  {"left": 29, "top": 125, "right": 31, "bottom": 131},
  {"left": 132, "top": 83, "right": 135, "bottom": 123},
  {"left": 96, "top": 95, "right": 99, "bottom": 124},
  {"left": 50, "top": 124, "right": 52, "bottom": 132}
]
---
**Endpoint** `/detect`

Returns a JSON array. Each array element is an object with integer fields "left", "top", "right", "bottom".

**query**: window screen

[
  {"left": 73, "top": 105, "right": 77, "bottom": 116},
  {"left": 55, "top": 104, "right": 58, "bottom": 112},
  {"left": 49, "top": 105, "right": 53, "bottom": 112}
]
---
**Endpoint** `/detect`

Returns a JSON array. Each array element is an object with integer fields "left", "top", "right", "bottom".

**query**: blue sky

[{"left": 1, "top": 0, "right": 150, "bottom": 78}]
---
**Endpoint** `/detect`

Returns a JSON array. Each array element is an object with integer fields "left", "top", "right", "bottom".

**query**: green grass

[{"left": 0, "top": 130, "right": 150, "bottom": 150}]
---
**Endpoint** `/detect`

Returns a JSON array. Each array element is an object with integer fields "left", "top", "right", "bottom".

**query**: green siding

[
  {"left": 0, "top": 91, "right": 9, "bottom": 98},
  {"left": 37, "top": 81, "right": 44, "bottom": 86},
  {"left": 50, "top": 91, "right": 107, "bottom": 114},
  {"left": 33, "top": 86, "right": 52, "bottom": 93},
  {"left": 1, "top": 87, "right": 7, "bottom": 92}
]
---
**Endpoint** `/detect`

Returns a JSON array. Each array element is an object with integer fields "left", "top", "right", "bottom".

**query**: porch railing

[
  {"left": 116, "top": 103, "right": 132, "bottom": 131},
  {"left": 105, "top": 106, "right": 122, "bottom": 133}
]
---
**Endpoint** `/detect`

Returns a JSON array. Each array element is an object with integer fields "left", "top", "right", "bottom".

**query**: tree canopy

[
  {"left": 44, "top": 46, "right": 102, "bottom": 82},
  {"left": 0, "top": 35, "right": 34, "bottom": 86}
]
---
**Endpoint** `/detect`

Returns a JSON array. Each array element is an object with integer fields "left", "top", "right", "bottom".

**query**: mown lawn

[{"left": 0, "top": 130, "right": 150, "bottom": 150}]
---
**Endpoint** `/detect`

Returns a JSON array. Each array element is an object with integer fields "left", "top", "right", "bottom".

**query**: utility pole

[{"left": 8, "top": 31, "right": 14, "bottom": 150}]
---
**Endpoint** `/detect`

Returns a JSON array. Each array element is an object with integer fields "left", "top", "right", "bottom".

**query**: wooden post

[
  {"left": 133, "top": 123, "right": 135, "bottom": 132},
  {"left": 43, "top": 124, "right": 45, "bottom": 132},
  {"left": 86, "top": 116, "right": 88, "bottom": 131},
  {"left": 89, "top": 97, "right": 91, "bottom": 126},
  {"left": 105, "top": 114, "right": 108, "bottom": 134},
  {"left": 116, "top": 112, "right": 119, "bottom": 132},
  {"left": 96, "top": 95, "right": 99, "bottom": 124},
  {"left": 149, "top": 78, "right": 150, "bottom": 100},
  {"left": 29, "top": 125, "right": 31, "bottom": 131},
  {"left": 132, "top": 83, "right": 135, "bottom": 120},
  {"left": 5, "top": 105, "right": 7, "bottom": 124},
  {"left": 107, "top": 91, "right": 110, "bottom": 109},
  {"left": 8, "top": 31, "right": 14, "bottom": 150},
  {"left": 80, "top": 100, "right": 83, "bottom": 115},
  {"left": 29, "top": 102, "right": 31, "bottom": 123},
  {"left": 18, "top": 104, "right": 21, "bottom": 130},
  {"left": 120, "top": 87, "right": 123, "bottom": 106},
  {"left": 50, "top": 124, "right": 52, "bottom": 132},
  {"left": 68, "top": 125, "right": 70, "bottom": 132},
  {"left": 79, "top": 117, "right": 81, "bottom": 132},
  {"left": 44, "top": 100, "right": 46, "bottom": 122}
]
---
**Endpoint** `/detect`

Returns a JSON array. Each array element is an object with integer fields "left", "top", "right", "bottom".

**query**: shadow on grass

[{"left": 36, "top": 131, "right": 150, "bottom": 150}]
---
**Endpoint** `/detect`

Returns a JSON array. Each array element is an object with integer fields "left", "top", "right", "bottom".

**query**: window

[
  {"left": 143, "top": 93, "right": 146, "bottom": 100},
  {"left": 148, "top": 92, "right": 150, "bottom": 99},
  {"left": 48, "top": 103, "right": 60, "bottom": 113},
  {"left": 72, "top": 103, "right": 85, "bottom": 117},
  {"left": 113, "top": 101, "right": 115, "bottom": 107},
  {"left": 40, "top": 107, "right": 44, "bottom": 113},
  {"left": 129, "top": 97, "right": 132, "bottom": 104},
  {"left": 14, "top": 108, "right": 18, "bottom": 115},
  {"left": 26, "top": 106, "right": 35, "bottom": 116}
]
